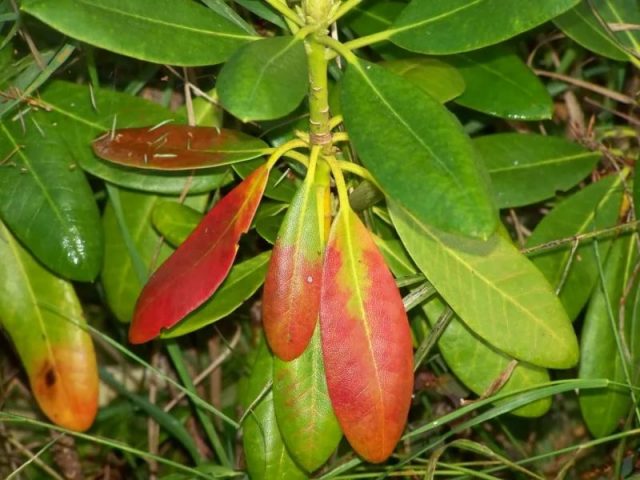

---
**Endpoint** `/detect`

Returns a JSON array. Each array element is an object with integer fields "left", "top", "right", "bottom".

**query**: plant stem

[
  {"left": 306, "top": 38, "right": 333, "bottom": 152},
  {"left": 329, "top": 0, "right": 363, "bottom": 23},
  {"left": 265, "top": 0, "right": 304, "bottom": 27},
  {"left": 343, "top": 29, "right": 394, "bottom": 52}
]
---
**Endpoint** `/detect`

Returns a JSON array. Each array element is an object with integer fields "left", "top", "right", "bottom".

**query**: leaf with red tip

[
  {"left": 92, "top": 125, "right": 267, "bottom": 170},
  {"left": 0, "top": 221, "right": 98, "bottom": 431},
  {"left": 263, "top": 162, "right": 330, "bottom": 360},
  {"left": 320, "top": 208, "right": 414, "bottom": 463},
  {"left": 129, "top": 165, "right": 269, "bottom": 343}
]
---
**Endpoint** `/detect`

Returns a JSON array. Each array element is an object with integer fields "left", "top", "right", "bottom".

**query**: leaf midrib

[{"left": 487, "top": 151, "right": 597, "bottom": 174}]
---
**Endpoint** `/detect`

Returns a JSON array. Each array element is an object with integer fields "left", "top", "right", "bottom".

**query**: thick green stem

[{"left": 306, "top": 38, "right": 332, "bottom": 152}]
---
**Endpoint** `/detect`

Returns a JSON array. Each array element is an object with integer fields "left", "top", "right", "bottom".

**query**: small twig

[{"left": 535, "top": 69, "right": 637, "bottom": 105}]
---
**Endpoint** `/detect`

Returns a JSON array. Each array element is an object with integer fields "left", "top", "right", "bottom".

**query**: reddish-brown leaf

[
  {"left": 320, "top": 208, "right": 413, "bottom": 463},
  {"left": 92, "top": 125, "right": 267, "bottom": 170},
  {"left": 129, "top": 165, "right": 269, "bottom": 343},
  {"left": 263, "top": 163, "right": 329, "bottom": 360}
]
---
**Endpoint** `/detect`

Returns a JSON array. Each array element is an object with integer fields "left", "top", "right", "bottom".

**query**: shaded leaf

[
  {"left": 381, "top": 58, "right": 465, "bottom": 103},
  {"left": 151, "top": 201, "right": 204, "bottom": 248},
  {"left": 320, "top": 207, "right": 413, "bottom": 463},
  {"left": 21, "top": 0, "right": 256, "bottom": 66},
  {"left": 263, "top": 164, "right": 328, "bottom": 360},
  {"left": 92, "top": 125, "right": 267, "bottom": 170},
  {"left": 390, "top": 201, "right": 579, "bottom": 369},
  {"left": 0, "top": 118, "right": 102, "bottom": 281},
  {"left": 474, "top": 133, "right": 601, "bottom": 208},
  {"left": 162, "top": 251, "right": 271, "bottom": 338},
  {"left": 555, "top": 0, "right": 639, "bottom": 61},
  {"left": 273, "top": 326, "right": 342, "bottom": 472},
  {"left": 218, "top": 36, "right": 308, "bottom": 122},
  {"left": 242, "top": 340, "right": 307, "bottom": 480},
  {"left": 447, "top": 46, "right": 553, "bottom": 120},
  {"left": 579, "top": 234, "right": 637, "bottom": 437},
  {"left": 129, "top": 165, "right": 269, "bottom": 343},
  {"left": 526, "top": 175, "right": 625, "bottom": 320},
  {"left": 235, "top": 160, "right": 298, "bottom": 202},
  {"left": 0, "top": 221, "right": 98, "bottom": 431},
  {"left": 37, "top": 81, "right": 230, "bottom": 194},
  {"left": 391, "top": 0, "right": 580, "bottom": 54},
  {"left": 341, "top": 60, "right": 496, "bottom": 239}
]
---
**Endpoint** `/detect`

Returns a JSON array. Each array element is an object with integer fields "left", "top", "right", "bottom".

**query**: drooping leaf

[
  {"left": 579, "top": 234, "right": 637, "bottom": 437},
  {"left": 0, "top": 221, "right": 98, "bottom": 431},
  {"left": 263, "top": 163, "right": 329, "bottom": 360},
  {"left": 102, "top": 190, "right": 207, "bottom": 323},
  {"left": 390, "top": 0, "right": 581, "bottom": 55},
  {"left": 273, "top": 326, "right": 342, "bottom": 472},
  {"left": 422, "top": 298, "right": 551, "bottom": 418},
  {"left": 390, "top": 201, "right": 579, "bottom": 369},
  {"left": 0, "top": 119, "right": 102, "bottom": 281},
  {"left": 129, "top": 165, "right": 269, "bottom": 343},
  {"left": 526, "top": 175, "right": 625, "bottom": 321},
  {"left": 474, "top": 133, "right": 601, "bottom": 208},
  {"left": 555, "top": 0, "right": 639, "bottom": 61},
  {"left": 320, "top": 207, "right": 413, "bottom": 463},
  {"left": 37, "top": 81, "right": 230, "bottom": 194},
  {"left": 218, "top": 36, "right": 308, "bottom": 122},
  {"left": 242, "top": 339, "right": 307, "bottom": 480},
  {"left": 21, "top": 0, "right": 256, "bottom": 66},
  {"left": 92, "top": 125, "right": 267, "bottom": 170},
  {"left": 447, "top": 46, "right": 553, "bottom": 120},
  {"left": 381, "top": 58, "right": 465, "bottom": 103},
  {"left": 341, "top": 60, "right": 496, "bottom": 239},
  {"left": 162, "top": 252, "right": 271, "bottom": 338}
]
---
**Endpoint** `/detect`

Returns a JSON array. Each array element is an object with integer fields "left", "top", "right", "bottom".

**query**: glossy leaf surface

[
  {"left": 0, "top": 119, "right": 102, "bottom": 281},
  {"left": 447, "top": 46, "right": 553, "bottom": 120},
  {"left": 342, "top": 61, "right": 496, "bottom": 239},
  {"left": 151, "top": 202, "right": 203, "bottom": 248},
  {"left": 129, "top": 166, "right": 269, "bottom": 343},
  {"left": 555, "top": 0, "right": 639, "bottom": 61},
  {"left": 381, "top": 58, "right": 465, "bottom": 103},
  {"left": 320, "top": 208, "right": 413, "bottom": 463},
  {"left": 218, "top": 36, "right": 308, "bottom": 122},
  {"left": 422, "top": 298, "right": 551, "bottom": 418},
  {"left": 579, "top": 235, "right": 637, "bottom": 437},
  {"left": 0, "top": 221, "right": 98, "bottom": 431},
  {"left": 526, "top": 175, "right": 624, "bottom": 321},
  {"left": 21, "top": 0, "right": 256, "bottom": 66},
  {"left": 38, "top": 81, "right": 229, "bottom": 194},
  {"left": 162, "top": 252, "right": 271, "bottom": 338},
  {"left": 390, "top": 201, "right": 578, "bottom": 369},
  {"left": 92, "top": 125, "right": 267, "bottom": 170},
  {"left": 263, "top": 165, "right": 328, "bottom": 360},
  {"left": 475, "top": 133, "right": 600, "bottom": 208},
  {"left": 243, "top": 340, "right": 307, "bottom": 480},
  {"left": 391, "top": 0, "right": 580, "bottom": 54},
  {"left": 273, "top": 326, "right": 342, "bottom": 471}
]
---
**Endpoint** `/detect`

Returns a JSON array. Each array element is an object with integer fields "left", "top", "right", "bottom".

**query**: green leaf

[
  {"left": 342, "top": 61, "right": 496, "bottom": 239},
  {"left": 231, "top": 0, "right": 286, "bottom": 28},
  {"left": 234, "top": 160, "right": 298, "bottom": 202},
  {"left": 102, "top": 189, "right": 173, "bottom": 323},
  {"left": 447, "top": 46, "right": 553, "bottom": 120},
  {"left": 422, "top": 298, "right": 551, "bottom": 418},
  {"left": 21, "top": 0, "right": 256, "bottom": 66},
  {"left": 218, "top": 36, "right": 308, "bottom": 122},
  {"left": 526, "top": 175, "right": 625, "bottom": 321},
  {"left": 242, "top": 340, "right": 307, "bottom": 480},
  {"left": 37, "top": 81, "right": 231, "bottom": 194},
  {"left": 200, "top": 0, "right": 256, "bottom": 34},
  {"left": 390, "top": 201, "right": 579, "bottom": 369},
  {"left": 391, "top": 0, "right": 581, "bottom": 54},
  {"left": 0, "top": 119, "right": 103, "bottom": 281},
  {"left": 0, "top": 221, "right": 98, "bottom": 432},
  {"left": 344, "top": 0, "right": 407, "bottom": 59},
  {"left": 381, "top": 58, "right": 465, "bottom": 103},
  {"left": 474, "top": 133, "right": 601, "bottom": 208},
  {"left": 273, "top": 326, "right": 342, "bottom": 472},
  {"left": 152, "top": 202, "right": 203, "bottom": 248},
  {"left": 161, "top": 251, "right": 271, "bottom": 338},
  {"left": 554, "top": 0, "right": 639, "bottom": 61},
  {"left": 579, "top": 234, "right": 637, "bottom": 437}
]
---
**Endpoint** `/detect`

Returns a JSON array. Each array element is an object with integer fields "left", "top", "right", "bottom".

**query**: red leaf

[
  {"left": 92, "top": 125, "right": 267, "bottom": 170},
  {"left": 129, "top": 165, "right": 269, "bottom": 343},
  {"left": 263, "top": 167, "right": 328, "bottom": 360},
  {"left": 320, "top": 208, "right": 413, "bottom": 463}
]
